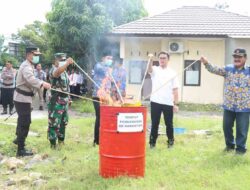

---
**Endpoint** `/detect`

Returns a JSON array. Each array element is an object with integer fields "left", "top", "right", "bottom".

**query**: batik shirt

[
  {"left": 92, "top": 62, "right": 111, "bottom": 98},
  {"left": 112, "top": 66, "right": 126, "bottom": 96},
  {"left": 205, "top": 63, "right": 250, "bottom": 112}
]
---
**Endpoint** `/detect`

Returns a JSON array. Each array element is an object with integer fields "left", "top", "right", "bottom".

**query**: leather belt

[{"left": 16, "top": 88, "right": 34, "bottom": 97}]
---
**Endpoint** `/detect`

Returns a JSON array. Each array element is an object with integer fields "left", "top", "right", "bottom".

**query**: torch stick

[
  {"left": 108, "top": 73, "right": 125, "bottom": 104},
  {"left": 4, "top": 110, "right": 17, "bottom": 121},
  {"left": 73, "top": 61, "right": 111, "bottom": 104},
  {"left": 142, "top": 59, "right": 199, "bottom": 101},
  {"left": 73, "top": 61, "right": 100, "bottom": 89},
  {"left": 50, "top": 88, "right": 101, "bottom": 103},
  {"left": 137, "top": 54, "right": 154, "bottom": 101}
]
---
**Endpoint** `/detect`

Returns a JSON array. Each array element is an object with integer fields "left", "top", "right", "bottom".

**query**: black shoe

[
  {"left": 50, "top": 140, "right": 57, "bottom": 149},
  {"left": 39, "top": 106, "right": 44, "bottom": 111},
  {"left": 13, "top": 138, "right": 18, "bottom": 145},
  {"left": 50, "top": 144, "right": 57, "bottom": 149},
  {"left": 167, "top": 139, "right": 174, "bottom": 148},
  {"left": 1, "top": 109, "right": 7, "bottom": 115},
  {"left": 9, "top": 107, "right": 14, "bottom": 115},
  {"left": 93, "top": 140, "right": 99, "bottom": 147},
  {"left": 223, "top": 146, "right": 235, "bottom": 152},
  {"left": 235, "top": 150, "right": 246, "bottom": 155},
  {"left": 150, "top": 143, "right": 155, "bottom": 149},
  {"left": 16, "top": 149, "right": 33, "bottom": 157}
]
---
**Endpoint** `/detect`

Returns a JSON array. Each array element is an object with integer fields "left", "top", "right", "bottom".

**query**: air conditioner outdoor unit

[{"left": 169, "top": 42, "right": 184, "bottom": 53}]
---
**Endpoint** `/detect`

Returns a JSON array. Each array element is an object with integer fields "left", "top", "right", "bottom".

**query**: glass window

[
  {"left": 184, "top": 60, "right": 201, "bottom": 86},
  {"left": 129, "top": 60, "right": 147, "bottom": 84}
]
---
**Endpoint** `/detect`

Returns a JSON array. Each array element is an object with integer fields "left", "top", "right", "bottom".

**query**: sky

[{"left": 0, "top": 0, "right": 249, "bottom": 37}]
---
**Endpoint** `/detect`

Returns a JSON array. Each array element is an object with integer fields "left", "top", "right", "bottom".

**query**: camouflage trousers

[{"left": 47, "top": 97, "right": 69, "bottom": 144}]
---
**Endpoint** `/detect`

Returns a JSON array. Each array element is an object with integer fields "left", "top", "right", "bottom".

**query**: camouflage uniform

[{"left": 48, "top": 65, "right": 70, "bottom": 146}]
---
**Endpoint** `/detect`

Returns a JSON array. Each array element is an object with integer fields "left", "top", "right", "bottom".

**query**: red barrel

[{"left": 100, "top": 105, "right": 147, "bottom": 178}]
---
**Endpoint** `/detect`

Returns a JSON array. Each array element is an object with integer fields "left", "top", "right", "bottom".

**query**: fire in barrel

[{"left": 99, "top": 105, "right": 147, "bottom": 178}]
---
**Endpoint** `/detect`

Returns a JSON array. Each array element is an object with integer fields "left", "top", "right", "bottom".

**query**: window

[
  {"left": 184, "top": 60, "right": 201, "bottom": 86},
  {"left": 129, "top": 60, "right": 147, "bottom": 84}
]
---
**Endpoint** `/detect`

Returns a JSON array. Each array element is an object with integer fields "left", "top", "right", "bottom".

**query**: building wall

[
  {"left": 121, "top": 37, "right": 225, "bottom": 104},
  {"left": 226, "top": 38, "right": 250, "bottom": 66},
  {"left": 122, "top": 37, "right": 162, "bottom": 100}
]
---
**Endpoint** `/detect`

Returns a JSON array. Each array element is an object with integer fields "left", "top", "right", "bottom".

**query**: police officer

[
  {"left": 14, "top": 47, "right": 51, "bottom": 157},
  {"left": 48, "top": 53, "right": 73, "bottom": 149},
  {"left": 1, "top": 61, "right": 16, "bottom": 114}
]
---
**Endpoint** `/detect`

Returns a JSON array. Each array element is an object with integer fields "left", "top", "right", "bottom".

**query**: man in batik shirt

[{"left": 201, "top": 48, "right": 250, "bottom": 154}]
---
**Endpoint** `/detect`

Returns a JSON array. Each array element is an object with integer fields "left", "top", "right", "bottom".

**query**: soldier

[
  {"left": 14, "top": 47, "right": 51, "bottom": 157},
  {"left": 48, "top": 53, "right": 74, "bottom": 149},
  {"left": 1, "top": 61, "right": 16, "bottom": 114}
]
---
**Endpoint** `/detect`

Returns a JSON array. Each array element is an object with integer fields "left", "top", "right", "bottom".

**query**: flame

[
  {"left": 97, "top": 68, "right": 141, "bottom": 107},
  {"left": 97, "top": 75, "right": 113, "bottom": 105}
]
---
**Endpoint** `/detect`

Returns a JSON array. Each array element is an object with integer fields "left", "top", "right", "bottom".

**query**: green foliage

[
  {"left": 0, "top": 53, "right": 19, "bottom": 67},
  {"left": 0, "top": 35, "right": 5, "bottom": 52},
  {"left": 70, "top": 99, "right": 95, "bottom": 113},
  {"left": 46, "top": 0, "right": 112, "bottom": 57},
  {"left": 101, "top": 0, "right": 148, "bottom": 26},
  {"left": 1, "top": 115, "right": 250, "bottom": 189},
  {"left": 179, "top": 102, "right": 222, "bottom": 112},
  {"left": 46, "top": 0, "right": 148, "bottom": 70},
  {"left": 15, "top": 21, "right": 54, "bottom": 67}
]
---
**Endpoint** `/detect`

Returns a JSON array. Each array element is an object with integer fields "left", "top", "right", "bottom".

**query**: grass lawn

[{"left": 1, "top": 113, "right": 250, "bottom": 190}]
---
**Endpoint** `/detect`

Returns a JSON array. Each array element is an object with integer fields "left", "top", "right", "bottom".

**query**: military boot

[
  {"left": 50, "top": 140, "right": 57, "bottom": 149},
  {"left": 16, "top": 149, "right": 34, "bottom": 157}
]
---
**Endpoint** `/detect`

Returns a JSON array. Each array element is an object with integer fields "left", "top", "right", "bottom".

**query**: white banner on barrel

[{"left": 117, "top": 113, "right": 144, "bottom": 132}]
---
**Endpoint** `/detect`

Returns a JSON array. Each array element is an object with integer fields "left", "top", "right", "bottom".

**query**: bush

[
  {"left": 71, "top": 98, "right": 95, "bottom": 113},
  {"left": 179, "top": 102, "right": 222, "bottom": 112}
]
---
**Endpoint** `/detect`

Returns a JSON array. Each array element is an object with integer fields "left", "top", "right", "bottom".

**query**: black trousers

[
  {"left": 93, "top": 97, "right": 100, "bottom": 144},
  {"left": 1, "top": 88, "right": 14, "bottom": 109},
  {"left": 150, "top": 101, "right": 174, "bottom": 145},
  {"left": 75, "top": 84, "right": 81, "bottom": 95},
  {"left": 14, "top": 101, "right": 31, "bottom": 150},
  {"left": 43, "top": 88, "right": 47, "bottom": 102}
]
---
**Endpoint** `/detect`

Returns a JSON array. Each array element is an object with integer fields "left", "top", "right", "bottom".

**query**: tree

[
  {"left": 14, "top": 21, "right": 53, "bottom": 67},
  {"left": 46, "top": 0, "right": 112, "bottom": 68},
  {"left": 46, "top": 0, "right": 147, "bottom": 70},
  {"left": 0, "top": 35, "right": 19, "bottom": 67},
  {"left": 215, "top": 2, "right": 229, "bottom": 10},
  {"left": 0, "top": 35, "right": 4, "bottom": 53},
  {"left": 100, "top": 0, "right": 147, "bottom": 26}
]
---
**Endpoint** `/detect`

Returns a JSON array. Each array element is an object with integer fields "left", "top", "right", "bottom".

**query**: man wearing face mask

[
  {"left": 201, "top": 48, "right": 250, "bottom": 155},
  {"left": 92, "top": 50, "right": 112, "bottom": 146},
  {"left": 47, "top": 53, "right": 74, "bottom": 149},
  {"left": 14, "top": 47, "right": 51, "bottom": 157}
]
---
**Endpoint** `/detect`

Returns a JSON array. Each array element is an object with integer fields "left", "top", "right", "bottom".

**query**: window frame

[
  {"left": 184, "top": 60, "right": 201, "bottom": 86},
  {"left": 128, "top": 60, "right": 147, "bottom": 84}
]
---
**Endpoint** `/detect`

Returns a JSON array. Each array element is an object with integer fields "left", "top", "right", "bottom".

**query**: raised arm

[
  {"left": 53, "top": 57, "right": 74, "bottom": 78},
  {"left": 200, "top": 56, "right": 226, "bottom": 77}
]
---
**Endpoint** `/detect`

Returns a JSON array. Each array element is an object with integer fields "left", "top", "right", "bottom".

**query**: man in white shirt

[{"left": 148, "top": 51, "right": 179, "bottom": 149}]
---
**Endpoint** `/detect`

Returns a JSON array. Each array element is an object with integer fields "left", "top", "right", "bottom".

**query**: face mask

[
  {"left": 32, "top": 56, "right": 40, "bottom": 64},
  {"left": 105, "top": 60, "right": 112, "bottom": 66},
  {"left": 59, "top": 61, "right": 66, "bottom": 67}
]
